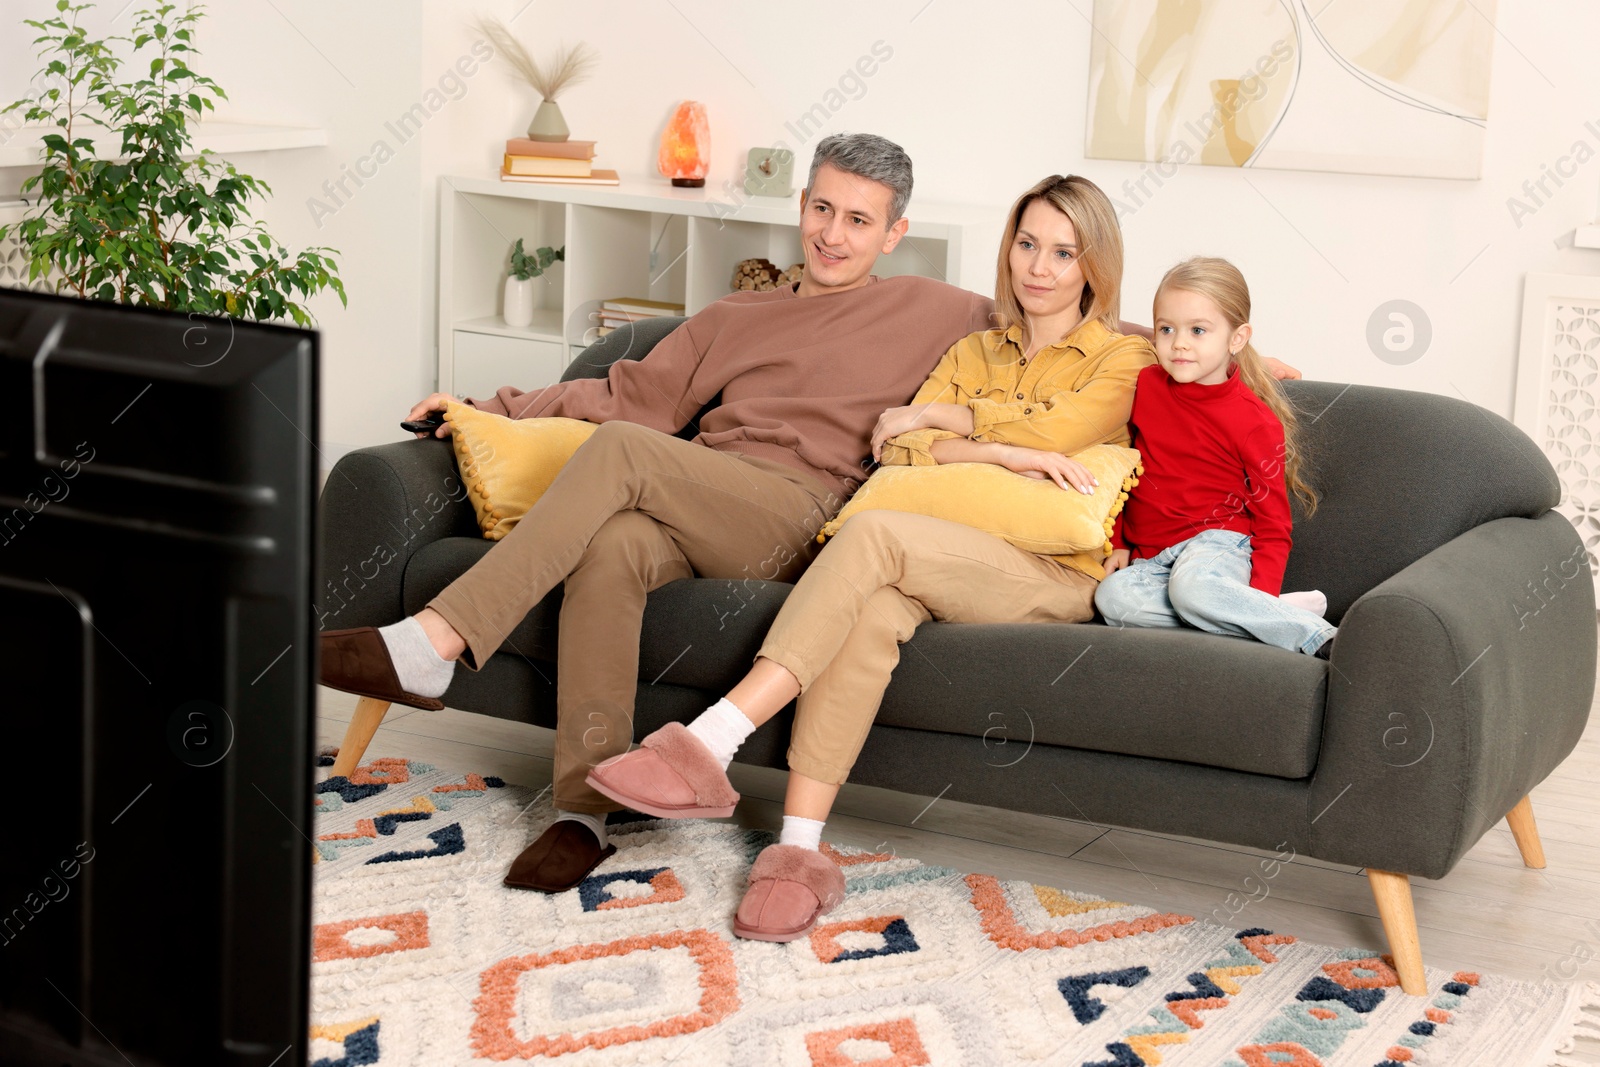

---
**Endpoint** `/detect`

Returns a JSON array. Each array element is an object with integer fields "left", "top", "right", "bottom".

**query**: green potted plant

[
  {"left": 0, "top": 0, "right": 345, "bottom": 326},
  {"left": 504, "top": 237, "right": 562, "bottom": 328}
]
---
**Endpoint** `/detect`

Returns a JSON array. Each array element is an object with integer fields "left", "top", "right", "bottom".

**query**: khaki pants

[
  {"left": 427, "top": 420, "right": 838, "bottom": 812},
  {"left": 757, "top": 509, "right": 1099, "bottom": 785}
]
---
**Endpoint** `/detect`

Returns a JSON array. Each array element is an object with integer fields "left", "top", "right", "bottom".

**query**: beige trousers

[
  {"left": 427, "top": 420, "right": 838, "bottom": 811},
  {"left": 756, "top": 509, "right": 1099, "bottom": 785}
]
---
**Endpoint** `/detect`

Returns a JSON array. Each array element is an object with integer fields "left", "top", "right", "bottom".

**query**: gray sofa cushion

[
  {"left": 405, "top": 538, "right": 1325, "bottom": 778},
  {"left": 866, "top": 621, "right": 1328, "bottom": 779}
]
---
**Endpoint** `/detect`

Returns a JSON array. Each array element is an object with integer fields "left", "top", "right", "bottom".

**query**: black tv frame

[{"left": 0, "top": 286, "right": 317, "bottom": 1067}]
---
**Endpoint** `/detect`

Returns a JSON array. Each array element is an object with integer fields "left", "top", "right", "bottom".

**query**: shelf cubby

[{"left": 437, "top": 173, "right": 994, "bottom": 397}]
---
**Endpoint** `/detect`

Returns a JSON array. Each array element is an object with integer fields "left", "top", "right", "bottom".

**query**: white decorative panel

[
  {"left": 0, "top": 201, "right": 62, "bottom": 294},
  {"left": 1545, "top": 304, "right": 1600, "bottom": 570},
  {"left": 1515, "top": 274, "right": 1600, "bottom": 575}
]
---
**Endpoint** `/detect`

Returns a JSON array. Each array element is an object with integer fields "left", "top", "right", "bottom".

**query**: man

[{"left": 320, "top": 133, "right": 994, "bottom": 892}]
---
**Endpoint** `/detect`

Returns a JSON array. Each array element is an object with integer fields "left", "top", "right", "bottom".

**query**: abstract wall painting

[{"left": 1086, "top": 0, "right": 1499, "bottom": 179}]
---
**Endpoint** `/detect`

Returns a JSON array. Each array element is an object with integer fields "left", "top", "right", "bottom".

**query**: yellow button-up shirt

[{"left": 881, "top": 316, "right": 1156, "bottom": 579}]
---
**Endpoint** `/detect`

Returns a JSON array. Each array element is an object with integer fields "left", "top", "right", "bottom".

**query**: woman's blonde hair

[
  {"left": 1155, "top": 256, "right": 1318, "bottom": 516},
  {"left": 994, "top": 175, "right": 1123, "bottom": 344}
]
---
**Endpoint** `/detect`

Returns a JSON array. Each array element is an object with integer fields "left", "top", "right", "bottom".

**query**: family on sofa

[{"left": 319, "top": 131, "right": 1323, "bottom": 943}]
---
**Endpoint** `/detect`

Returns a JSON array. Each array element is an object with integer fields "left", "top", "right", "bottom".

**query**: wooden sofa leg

[
  {"left": 1367, "top": 869, "right": 1427, "bottom": 995},
  {"left": 330, "top": 696, "right": 392, "bottom": 777},
  {"left": 1504, "top": 794, "right": 1547, "bottom": 869}
]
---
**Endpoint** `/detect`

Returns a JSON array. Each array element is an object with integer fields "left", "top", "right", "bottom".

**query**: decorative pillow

[
  {"left": 817, "top": 443, "right": 1143, "bottom": 556},
  {"left": 442, "top": 400, "right": 598, "bottom": 540}
]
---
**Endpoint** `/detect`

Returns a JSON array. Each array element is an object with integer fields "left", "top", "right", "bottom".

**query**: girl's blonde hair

[
  {"left": 1155, "top": 256, "right": 1318, "bottom": 516},
  {"left": 994, "top": 175, "right": 1123, "bottom": 344}
]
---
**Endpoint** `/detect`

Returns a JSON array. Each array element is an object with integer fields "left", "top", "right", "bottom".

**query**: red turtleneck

[{"left": 1110, "top": 362, "right": 1293, "bottom": 595}]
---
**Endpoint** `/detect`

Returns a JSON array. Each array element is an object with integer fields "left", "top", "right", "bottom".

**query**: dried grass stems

[{"left": 474, "top": 17, "right": 598, "bottom": 101}]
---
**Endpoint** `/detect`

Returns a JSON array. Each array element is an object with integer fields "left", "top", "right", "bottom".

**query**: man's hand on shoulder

[{"left": 1263, "top": 357, "right": 1301, "bottom": 380}]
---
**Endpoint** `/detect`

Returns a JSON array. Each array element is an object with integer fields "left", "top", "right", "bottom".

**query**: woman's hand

[
  {"left": 407, "top": 392, "right": 457, "bottom": 439},
  {"left": 1102, "top": 548, "right": 1131, "bottom": 575},
  {"left": 1001, "top": 446, "right": 1099, "bottom": 494},
  {"left": 870, "top": 405, "right": 928, "bottom": 460},
  {"left": 871, "top": 402, "right": 978, "bottom": 460}
]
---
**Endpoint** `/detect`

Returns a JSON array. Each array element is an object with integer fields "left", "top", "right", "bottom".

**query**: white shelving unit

[{"left": 436, "top": 172, "right": 999, "bottom": 401}]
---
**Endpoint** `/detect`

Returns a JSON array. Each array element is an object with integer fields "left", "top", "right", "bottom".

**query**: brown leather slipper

[
  {"left": 319, "top": 625, "right": 446, "bottom": 712},
  {"left": 503, "top": 819, "right": 616, "bottom": 893}
]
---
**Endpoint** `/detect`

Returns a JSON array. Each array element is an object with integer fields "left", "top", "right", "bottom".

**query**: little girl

[{"left": 1094, "top": 256, "right": 1336, "bottom": 657}]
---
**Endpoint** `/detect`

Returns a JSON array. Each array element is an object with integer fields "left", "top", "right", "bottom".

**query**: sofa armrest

[
  {"left": 316, "top": 438, "right": 478, "bottom": 631},
  {"left": 1307, "top": 511, "right": 1595, "bottom": 878}
]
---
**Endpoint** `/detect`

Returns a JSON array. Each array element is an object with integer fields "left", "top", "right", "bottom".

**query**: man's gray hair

[{"left": 806, "top": 132, "right": 913, "bottom": 225}]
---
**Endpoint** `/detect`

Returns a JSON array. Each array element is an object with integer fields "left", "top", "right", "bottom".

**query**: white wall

[
  {"left": 197, "top": 0, "right": 429, "bottom": 465},
  {"left": 467, "top": 0, "right": 1600, "bottom": 415},
  {"left": 4, "top": 0, "right": 1599, "bottom": 466},
  {"left": 0, "top": 0, "right": 428, "bottom": 464}
]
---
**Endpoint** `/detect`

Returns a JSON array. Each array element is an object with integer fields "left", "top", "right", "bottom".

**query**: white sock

[
  {"left": 684, "top": 697, "right": 756, "bottom": 769},
  {"left": 1279, "top": 590, "right": 1328, "bottom": 618},
  {"left": 377, "top": 616, "right": 455, "bottom": 698},
  {"left": 778, "top": 814, "right": 825, "bottom": 851},
  {"left": 555, "top": 810, "right": 608, "bottom": 848}
]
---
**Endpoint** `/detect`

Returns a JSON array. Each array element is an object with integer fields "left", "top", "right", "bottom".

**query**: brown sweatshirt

[{"left": 464, "top": 275, "right": 995, "bottom": 503}]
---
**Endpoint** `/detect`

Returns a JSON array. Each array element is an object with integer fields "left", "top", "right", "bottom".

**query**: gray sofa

[{"left": 318, "top": 317, "right": 1595, "bottom": 993}]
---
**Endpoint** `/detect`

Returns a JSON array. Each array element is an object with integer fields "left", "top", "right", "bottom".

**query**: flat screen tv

[{"left": 0, "top": 286, "right": 317, "bottom": 1067}]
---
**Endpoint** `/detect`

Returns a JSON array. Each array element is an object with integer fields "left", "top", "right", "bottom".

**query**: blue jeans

[{"left": 1094, "top": 529, "right": 1336, "bottom": 655}]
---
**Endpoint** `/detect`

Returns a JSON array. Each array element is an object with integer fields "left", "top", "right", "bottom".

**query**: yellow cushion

[
  {"left": 817, "top": 444, "right": 1143, "bottom": 555},
  {"left": 442, "top": 400, "right": 598, "bottom": 540}
]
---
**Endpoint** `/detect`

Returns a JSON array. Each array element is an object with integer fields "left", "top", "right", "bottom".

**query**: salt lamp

[{"left": 658, "top": 101, "right": 710, "bottom": 187}]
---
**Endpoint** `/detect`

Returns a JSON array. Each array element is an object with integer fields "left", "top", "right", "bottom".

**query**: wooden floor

[{"left": 316, "top": 664, "right": 1600, "bottom": 1060}]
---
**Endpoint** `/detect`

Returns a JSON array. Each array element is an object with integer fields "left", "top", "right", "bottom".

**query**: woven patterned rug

[{"left": 309, "top": 755, "right": 1598, "bottom": 1066}]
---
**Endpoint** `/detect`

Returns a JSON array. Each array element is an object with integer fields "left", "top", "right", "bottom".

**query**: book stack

[
  {"left": 500, "top": 138, "right": 620, "bottom": 185},
  {"left": 594, "top": 297, "right": 686, "bottom": 338}
]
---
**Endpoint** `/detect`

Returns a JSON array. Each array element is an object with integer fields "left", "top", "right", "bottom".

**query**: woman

[{"left": 587, "top": 173, "right": 1157, "bottom": 941}]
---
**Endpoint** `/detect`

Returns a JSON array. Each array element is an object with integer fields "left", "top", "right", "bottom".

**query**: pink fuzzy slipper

[
  {"left": 733, "top": 843, "right": 847, "bottom": 943},
  {"left": 584, "top": 722, "right": 740, "bottom": 819}
]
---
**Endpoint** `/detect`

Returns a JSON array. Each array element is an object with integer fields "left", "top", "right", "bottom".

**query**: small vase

[
  {"left": 503, "top": 276, "right": 534, "bottom": 328},
  {"left": 527, "top": 99, "right": 569, "bottom": 142}
]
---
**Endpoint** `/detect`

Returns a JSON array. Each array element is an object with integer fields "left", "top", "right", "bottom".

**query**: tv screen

[{"left": 0, "top": 287, "right": 317, "bottom": 1067}]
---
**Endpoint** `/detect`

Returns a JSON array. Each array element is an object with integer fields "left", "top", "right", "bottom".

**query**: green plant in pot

[
  {"left": 503, "top": 238, "right": 562, "bottom": 328},
  {"left": 0, "top": 0, "right": 346, "bottom": 326}
]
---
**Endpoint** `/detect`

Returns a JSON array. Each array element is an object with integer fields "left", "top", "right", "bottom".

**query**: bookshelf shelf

[
  {"left": 455, "top": 311, "right": 564, "bottom": 343},
  {"left": 436, "top": 172, "right": 997, "bottom": 399}
]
